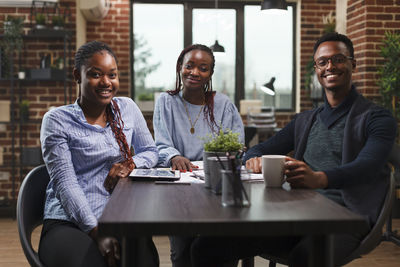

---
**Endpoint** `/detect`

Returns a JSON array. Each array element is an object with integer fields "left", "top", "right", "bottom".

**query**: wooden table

[{"left": 99, "top": 179, "right": 366, "bottom": 267}]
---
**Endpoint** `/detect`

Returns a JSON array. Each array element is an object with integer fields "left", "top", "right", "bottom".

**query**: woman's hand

[
  {"left": 89, "top": 227, "right": 120, "bottom": 267},
  {"left": 170, "top": 156, "right": 198, "bottom": 172},
  {"left": 284, "top": 157, "right": 328, "bottom": 189},
  {"left": 104, "top": 160, "right": 135, "bottom": 193},
  {"left": 245, "top": 157, "right": 262, "bottom": 173}
]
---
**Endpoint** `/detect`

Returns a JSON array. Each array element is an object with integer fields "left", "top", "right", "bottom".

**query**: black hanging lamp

[
  {"left": 210, "top": 40, "right": 225, "bottom": 53},
  {"left": 260, "top": 77, "right": 276, "bottom": 96},
  {"left": 261, "top": 0, "right": 288, "bottom": 11},
  {"left": 210, "top": 0, "right": 225, "bottom": 53}
]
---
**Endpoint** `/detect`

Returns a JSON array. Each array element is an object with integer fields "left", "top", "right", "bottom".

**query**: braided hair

[
  {"left": 75, "top": 41, "right": 134, "bottom": 168},
  {"left": 168, "top": 44, "right": 218, "bottom": 132}
]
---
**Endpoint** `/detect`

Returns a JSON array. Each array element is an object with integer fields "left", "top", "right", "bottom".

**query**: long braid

[
  {"left": 168, "top": 44, "right": 218, "bottom": 132},
  {"left": 106, "top": 100, "right": 134, "bottom": 168},
  {"left": 74, "top": 41, "right": 133, "bottom": 167}
]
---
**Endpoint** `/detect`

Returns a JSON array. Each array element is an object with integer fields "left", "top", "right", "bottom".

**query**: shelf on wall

[{"left": 27, "top": 28, "right": 71, "bottom": 38}]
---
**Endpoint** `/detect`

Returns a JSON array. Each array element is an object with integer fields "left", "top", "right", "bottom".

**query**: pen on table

[
  {"left": 190, "top": 173, "right": 204, "bottom": 180},
  {"left": 155, "top": 181, "right": 191, "bottom": 185}
]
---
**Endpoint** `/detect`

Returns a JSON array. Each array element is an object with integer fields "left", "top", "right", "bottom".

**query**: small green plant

[
  {"left": 19, "top": 100, "right": 30, "bottom": 121},
  {"left": 52, "top": 15, "right": 64, "bottom": 28},
  {"left": 138, "top": 92, "right": 154, "bottom": 101},
  {"left": 322, "top": 11, "right": 336, "bottom": 34},
  {"left": 35, "top": 13, "right": 46, "bottom": 26},
  {"left": 2, "top": 16, "right": 24, "bottom": 51},
  {"left": 203, "top": 129, "right": 243, "bottom": 152},
  {"left": 378, "top": 31, "right": 400, "bottom": 141},
  {"left": 1, "top": 16, "right": 24, "bottom": 78}
]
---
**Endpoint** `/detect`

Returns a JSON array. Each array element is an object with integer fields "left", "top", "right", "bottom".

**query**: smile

[
  {"left": 186, "top": 78, "right": 201, "bottom": 83},
  {"left": 322, "top": 73, "right": 342, "bottom": 81},
  {"left": 96, "top": 89, "right": 113, "bottom": 97}
]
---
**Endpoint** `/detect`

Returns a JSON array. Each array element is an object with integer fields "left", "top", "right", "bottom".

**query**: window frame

[{"left": 130, "top": 0, "right": 297, "bottom": 111}]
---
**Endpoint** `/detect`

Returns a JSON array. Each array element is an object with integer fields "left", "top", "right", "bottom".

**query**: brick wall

[
  {"left": 86, "top": 0, "right": 131, "bottom": 97},
  {"left": 0, "top": 0, "right": 77, "bottom": 204},
  {"left": 0, "top": 0, "right": 398, "bottom": 209},
  {"left": 347, "top": 0, "right": 400, "bottom": 102},
  {"left": 299, "top": 0, "right": 336, "bottom": 113}
]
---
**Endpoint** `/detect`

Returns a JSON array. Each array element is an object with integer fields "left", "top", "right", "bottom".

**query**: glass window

[
  {"left": 192, "top": 8, "right": 236, "bottom": 102},
  {"left": 133, "top": 4, "right": 183, "bottom": 101},
  {"left": 244, "top": 5, "right": 294, "bottom": 110}
]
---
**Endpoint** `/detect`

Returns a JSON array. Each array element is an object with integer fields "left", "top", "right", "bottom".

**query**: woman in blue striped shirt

[{"left": 39, "top": 41, "right": 159, "bottom": 267}]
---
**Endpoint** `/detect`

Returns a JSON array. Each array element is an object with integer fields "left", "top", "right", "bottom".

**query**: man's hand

[
  {"left": 170, "top": 156, "right": 198, "bottom": 172},
  {"left": 104, "top": 160, "right": 135, "bottom": 193},
  {"left": 89, "top": 227, "right": 120, "bottom": 267},
  {"left": 284, "top": 157, "right": 328, "bottom": 189},
  {"left": 245, "top": 157, "right": 262, "bottom": 173}
]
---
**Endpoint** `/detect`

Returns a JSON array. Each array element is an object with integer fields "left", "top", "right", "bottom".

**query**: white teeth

[{"left": 326, "top": 74, "right": 338, "bottom": 78}]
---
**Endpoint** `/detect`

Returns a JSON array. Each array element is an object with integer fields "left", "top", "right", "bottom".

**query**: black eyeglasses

[{"left": 314, "top": 54, "right": 353, "bottom": 69}]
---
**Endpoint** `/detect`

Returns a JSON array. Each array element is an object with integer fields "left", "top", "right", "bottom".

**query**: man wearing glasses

[{"left": 191, "top": 32, "right": 397, "bottom": 266}]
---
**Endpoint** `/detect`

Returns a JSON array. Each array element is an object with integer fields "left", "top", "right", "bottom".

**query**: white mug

[{"left": 261, "top": 155, "right": 286, "bottom": 187}]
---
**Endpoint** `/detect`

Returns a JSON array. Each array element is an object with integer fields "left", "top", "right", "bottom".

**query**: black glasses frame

[{"left": 314, "top": 54, "right": 354, "bottom": 69}]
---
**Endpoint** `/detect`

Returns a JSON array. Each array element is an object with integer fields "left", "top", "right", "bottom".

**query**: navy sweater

[{"left": 244, "top": 87, "right": 397, "bottom": 226}]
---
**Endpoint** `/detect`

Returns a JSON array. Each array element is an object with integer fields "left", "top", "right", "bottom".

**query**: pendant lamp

[
  {"left": 210, "top": 40, "right": 225, "bottom": 53},
  {"left": 210, "top": 0, "right": 225, "bottom": 53},
  {"left": 260, "top": 77, "right": 276, "bottom": 96},
  {"left": 261, "top": 0, "right": 288, "bottom": 11}
]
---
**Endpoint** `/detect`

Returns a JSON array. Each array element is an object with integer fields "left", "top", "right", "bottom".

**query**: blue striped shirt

[{"left": 40, "top": 97, "right": 158, "bottom": 232}]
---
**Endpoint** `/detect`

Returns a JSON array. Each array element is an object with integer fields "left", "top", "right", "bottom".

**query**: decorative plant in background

[
  {"left": 203, "top": 129, "right": 243, "bottom": 152},
  {"left": 35, "top": 13, "right": 46, "bottom": 28},
  {"left": 52, "top": 15, "right": 64, "bottom": 29},
  {"left": 19, "top": 100, "right": 30, "bottom": 122},
  {"left": 1, "top": 16, "right": 24, "bottom": 78},
  {"left": 322, "top": 11, "right": 336, "bottom": 34},
  {"left": 378, "top": 31, "right": 400, "bottom": 124},
  {"left": 2, "top": 16, "right": 24, "bottom": 53}
]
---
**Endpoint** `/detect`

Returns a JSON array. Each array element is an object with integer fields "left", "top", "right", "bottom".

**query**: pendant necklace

[{"left": 181, "top": 97, "right": 204, "bottom": 134}]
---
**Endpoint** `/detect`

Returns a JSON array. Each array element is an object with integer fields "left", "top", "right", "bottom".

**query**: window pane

[
  {"left": 133, "top": 4, "right": 183, "bottom": 101},
  {"left": 193, "top": 8, "right": 236, "bottom": 102},
  {"left": 244, "top": 6, "right": 294, "bottom": 109}
]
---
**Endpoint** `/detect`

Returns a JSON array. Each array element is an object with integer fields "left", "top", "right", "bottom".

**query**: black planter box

[{"left": 29, "top": 68, "right": 65, "bottom": 80}]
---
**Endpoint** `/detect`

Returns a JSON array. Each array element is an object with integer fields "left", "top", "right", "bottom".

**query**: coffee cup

[{"left": 261, "top": 155, "right": 286, "bottom": 187}]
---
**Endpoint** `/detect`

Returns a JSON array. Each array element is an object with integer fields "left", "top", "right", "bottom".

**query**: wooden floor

[{"left": 1, "top": 218, "right": 399, "bottom": 267}]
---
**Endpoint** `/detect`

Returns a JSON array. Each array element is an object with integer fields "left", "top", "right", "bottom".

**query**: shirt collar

[
  {"left": 72, "top": 98, "right": 113, "bottom": 128},
  {"left": 319, "top": 84, "right": 358, "bottom": 128}
]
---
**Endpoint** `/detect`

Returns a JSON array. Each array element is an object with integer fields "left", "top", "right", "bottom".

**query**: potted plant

[
  {"left": 19, "top": 100, "right": 30, "bottom": 122},
  {"left": 377, "top": 31, "right": 400, "bottom": 218},
  {"left": 203, "top": 129, "right": 244, "bottom": 193},
  {"left": 52, "top": 15, "right": 65, "bottom": 30},
  {"left": 35, "top": 13, "right": 46, "bottom": 29},
  {"left": 0, "top": 16, "right": 24, "bottom": 78},
  {"left": 378, "top": 31, "right": 400, "bottom": 125}
]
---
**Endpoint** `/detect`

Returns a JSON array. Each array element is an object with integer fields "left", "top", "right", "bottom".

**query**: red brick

[{"left": 376, "top": 14, "right": 393, "bottom": 20}]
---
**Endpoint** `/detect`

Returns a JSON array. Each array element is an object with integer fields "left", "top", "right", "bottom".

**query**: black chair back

[
  {"left": 17, "top": 164, "right": 49, "bottom": 267},
  {"left": 342, "top": 144, "right": 398, "bottom": 262}
]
